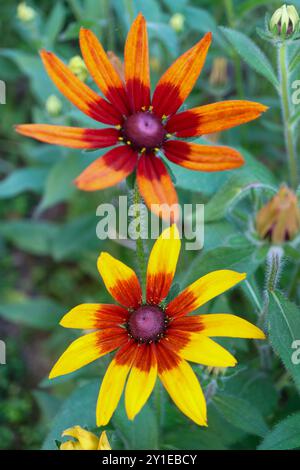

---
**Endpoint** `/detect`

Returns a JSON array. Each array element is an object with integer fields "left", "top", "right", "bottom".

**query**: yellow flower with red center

[
  {"left": 49, "top": 225, "right": 265, "bottom": 427},
  {"left": 60, "top": 426, "right": 111, "bottom": 450},
  {"left": 16, "top": 14, "right": 267, "bottom": 221},
  {"left": 256, "top": 185, "right": 300, "bottom": 244}
]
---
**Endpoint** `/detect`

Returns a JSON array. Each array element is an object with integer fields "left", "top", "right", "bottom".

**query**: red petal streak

[
  {"left": 40, "top": 50, "right": 121, "bottom": 125},
  {"left": 15, "top": 125, "right": 119, "bottom": 149},
  {"left": 96, "top": 327, "right": 129, "bottom": 354},
  {"left": 170, "top": 316, "right": 204, "bottom": 333},
  {"left": 164, "top": 140, "right": 244, "bottom": 171},
  {"left": 93, "top": 305, "right": 129, "bottom": 329},
  {"left": 152, "top": 33, "right": 212, "bottom": 117},
  {"left": 80, "top": 28, "right": 130, "bottom": 116},
  {"left": 137, "top": 153, "right": 179, "bottom": 222},
  {"left": 125, "top": 13, "right": 151, "bottom": 112},
  {"left": 166, "top": 101, "right": 268, "bottom": 137},
  {"left": 75, "top": 145, "right": 138, "bottom": 191}
]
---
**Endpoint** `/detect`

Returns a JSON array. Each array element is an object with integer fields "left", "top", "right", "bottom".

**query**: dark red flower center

[
  {"left": 122, "top": 112, "right": 166, "bottom": 151},
  {"left": 127, "top": 305, "right": 167, "bottom": 343}
]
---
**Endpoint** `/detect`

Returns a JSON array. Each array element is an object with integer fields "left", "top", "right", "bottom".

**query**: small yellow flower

[
  {"left": 17, "top": 2, "right": 36, "bottom": 22},
  {"left": 169, "top": 13, "right": 185, "bottom": 33},
  {"left": 68, "top": 55, "right": 88, "bottom": 82},
  {"left": 46, "top": 95, "right": 63, "bottom": 117},
  {"left": 60, "top": 426, "right": 111, "bottom": 450},
  {"left": 270, "top": 4, "right": 299, "bottom": 37},
  {"left": 256, "top": 185, "right": 300, "bottom": 244}
]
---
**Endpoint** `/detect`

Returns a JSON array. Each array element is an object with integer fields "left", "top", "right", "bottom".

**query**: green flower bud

[
  {"left": 169, "top": 13, "right": 185, "bottom": 33},
  {"left": 17, "top": 2, "right": 36, "bottom": 22},
  {"left": 46, "top": 95, "right": 62, "bottom": 116},
  {"left": 270, "top": 4, "right": 299, "bottom": 38},
  {"left": 68, "top": 55, "right": 88, "bottom": 82}
]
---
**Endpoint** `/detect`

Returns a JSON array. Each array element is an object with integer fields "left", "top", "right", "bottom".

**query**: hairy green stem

[
  {"left": 278, "top": 43, "right": 298, "bottom": 188},
  {"left": 132, "top": 183, "right": 147, "bottom": 299}
]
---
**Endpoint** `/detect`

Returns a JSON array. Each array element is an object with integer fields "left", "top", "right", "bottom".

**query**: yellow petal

[
  {"left": 60, "top": 303, "right": 128, "bottom": 329},
  {"left": 146, "top": 224, "right": 181, "bottom": 304},
  {"left": 49, "top": 329, "right": 124, "bottom": 379},
  {"left": 125, "top": 344, "right": 157, "bottom": 420},
  {"left": 198, "top": 313, "right": 266, "bottom": 339},
  {"left": 157, "top": 344, "right": 207, "bottom": 426},
  {"left": 61, "top": 426, "right": 99, "bottom": 450},
  {"left": 167, "top": 270, "right": 246, "bottom": 318},
  {"left": 98, "top": 431, "right": 112, "bottom": 450},
  {"left": 173, "top": 332, "right": 237, "bottom": 367},
  {"left": 96, "top": 342, "right": 136, "bottom": 426},
  {"left": 98, "top": 252, "right": 142, "bottom": 309},
  {"left": 60, "top": 440, "right": 81, "bottom": 450}
]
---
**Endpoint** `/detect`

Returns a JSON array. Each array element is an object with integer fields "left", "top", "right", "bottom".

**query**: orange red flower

[
  {"left": 49, "top": 225, "right": 265, "bottom": 427},
  {"left": 16, "top": 14, "right": 267, "bottom": 221}
]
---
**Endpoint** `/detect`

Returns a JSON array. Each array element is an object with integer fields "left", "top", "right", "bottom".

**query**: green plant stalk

[
  {"left": 133, "top": 183, "right": 147, "bottom": 299},
  {"left": 278, "top": 43, "right": 298, "bottom": 188}
]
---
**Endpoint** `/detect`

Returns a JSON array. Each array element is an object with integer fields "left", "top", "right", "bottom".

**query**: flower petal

[
  {"left": 125, "top": 343, "right": 157, "bottom": 420},
  {"left": 157, "top": 342, "right": 207, "bottom": 426},
  {"left": 146, "top": 224, "right": 181, "bottom": 305},
  {"left": 79, "top": 28, "right": 130, "bottom": 116},
  {"left": 194, "top": 314, "right": 266, "bottom": 339},
  {"left": 137, "top": 153, "right": 179, "bottom": 222},
  {"left": 165, "top": 328, "right": 237, "bottom": 367},
  {"left": 49, "top": 329, "right": 127, "bottom": 379},
  {"left": 125, "top": 13, "right": 151, "bottom": 112},
  {"left": 75, "top": 145, "right": 138, "bottom": 191},
  {"left": 164, "top": 140, "right": 244, "bottom": 171},
  {"left": 166, "top": 100, "right": 268, "bottom": 137},
  {"left": 40, "top": 50, "right": 121, "bottom": 125},
  {"left": 60, "top": 303, "right": 129, "bottom": 329},
  {"left": 166, "top": 270, "right": 246, "bottom": 318},
  {"left": 98, "top": 431, "right": 111, "bottom": 450},
  {"left": 62, "top": 426, "right": 99, "bottom": 450},
  {"left": 97, "top": 252, "right": 142, "bottom": 309},
  {"left": 152, "top": 32, "right": 212, "bottom": 117},
  {"left": 15, "top": 125, "right": 119, "bottom": 149},
  {"left": 96, "top": 341, "right": 136, "bottom": 426}
]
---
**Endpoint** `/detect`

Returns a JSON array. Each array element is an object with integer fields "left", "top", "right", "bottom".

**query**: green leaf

[
  {"left": 185, "top": 6, "right": 224, "bottom": 48},
  {"left": 258, "top": 412, "right": 300, "bottom": 450},
  {"left": 0, "top": 168, "right": 48, "bottom": 198},
  {"left": 0, "top": 297, "right": 62, "bottom": 329},
  {"left": 0, "top": 220, "right": 58, "bottom": 256},
  {"left": 44, "top": 2, "right": 67, "bottom": 48},
  {"left": 268, "top": 290, "right": 300, "bottom": 390},
  {"left": 220, "top": 27, "right": 279, "bottom": 89},
  {"left": 113, "top": 400, "right": 159, "bottom": 450},
  {"left": 213, "top": 394, "right": 268, "bottom": 437},
  {"left": 42, "top": 381, "right": 99, "bottom": 450}
]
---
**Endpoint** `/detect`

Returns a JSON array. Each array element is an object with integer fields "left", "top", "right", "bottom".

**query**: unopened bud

[
  {"left": 68, "top": 56, "right": 88, "bottom": 82},
  {"left": 270, "top": 4, "right": 299, "bottom": 38},
  {"left": 17, "top": 2, "right": 36, "bottom": 22},
  {"left": 46, "top": 95, "right": 62, "bottom": 116},
  {"left": 170, "top": 13, "right": 185, "bottom": 33}
]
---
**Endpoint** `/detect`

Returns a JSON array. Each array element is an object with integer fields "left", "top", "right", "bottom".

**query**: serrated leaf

[
  {"left": 258, "top": 412, "right": 300, "bottom": 450},
  {"left": 220, "top": 27, "right": 279, "bottom": 89},
  {"left": 268, "top": 290, "right": 300, "bottom": 390}
]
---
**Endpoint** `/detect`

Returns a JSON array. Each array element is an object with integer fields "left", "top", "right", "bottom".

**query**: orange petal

[
  {"left": 49, "top": 328, "right": 127, "bottom": 379},
  {"left": 60, "top": 303, "right": 129, "bottom": 329},
  {"left": 15, "top": 125, "right": 119, "bottom": 149},
  {"left": 152, "top": 32, "right": 212, "bottom": 117},
  {"left": 97, "top": 252, "right": 142, "bottom": 309},
  {"left": 75, "top": 145, "right": 138, "bottom": 191},
  {"left": 137, "top": 153, "right": 179, "bottom": 222},
  {"left": 146, "top": 224, "right": 181, "bottom": 305},
  {"left": 157, "top": 342, "right": 207, "bottom": 426},
  {"left": 40, "top": 50, "right": 121, "bottom": 125},
  {"left": 166, "top": 270, "right": 246, "bottom": 318},
  {"left": 164, "top": 140, "right": 244, "bottom": 171},
  {"left": 96, "top": 341, "right": 136, "bottom": 426},
  {"left": 79, "top": 28, "right": 130, "bottom": 116},
  {"left": 125, "top": 343, "right": 157, "bottom": 420},
  {"left": 125, "top": 13, "right": 151, "bottom": 112},
  {"left": 166, "top": 100, "right": 268, "bottom": 137}
]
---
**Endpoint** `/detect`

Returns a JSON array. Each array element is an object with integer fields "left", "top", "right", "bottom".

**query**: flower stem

[
  {"left": 278, "top": 43, "right": 298, "bottom": 188},
  {"left": 132, "top": 182, "right": 147, "bottom": 299}
]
